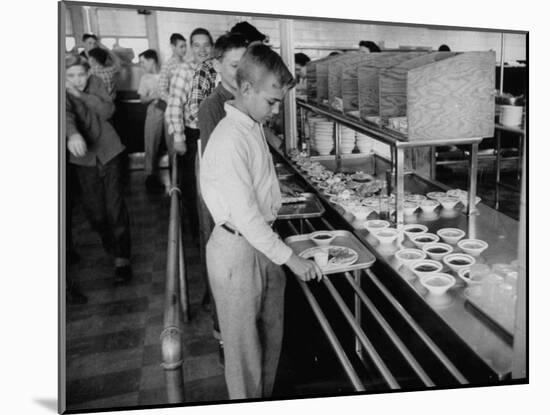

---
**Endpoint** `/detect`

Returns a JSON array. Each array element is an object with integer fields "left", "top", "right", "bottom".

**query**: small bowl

[
  {"left": 405, "top": 194, "right": 427, "bottom": 203},
  {"left": 309, "top": 231, "right": 336, "bottom": 247},
  {"left": 459, "top": 196, "right": 482, "bottom": 208},
  {"left": 364, "top": 219, "right": 390, "bottom": 233},
  {"left": 439, "top": 196, "right": 460, "bottom": 210},
  {"left": 422, "top": 243, "right": 454, "bottom": 261},
  {"left": 436, "top": 228, "right": 465, "bottom": 245},
  {"left": 350, "top": 206, "right": 373, "bottom": 221},
  {"left": 409, "top": 233, "right": 440, "bottom": 249},
  {"left": 419, "top": 273, "right": 456, "bottom": 296},
  {"left": 457, "top": 239, "right": 489, "bottom": 257},
  {"left": 403, "top": 201, "right": 419, "bottom": 216},
  {"left": 426, "top": 191, "right": 447, "bottom": 201},
  {"left": 403, "top": 224, "right": 428, "bottom": 240},
  {"left": 395, "top": 248, "right": 426, "bottom": 270},
  {"left": 373, "top": 228, "right": 399, "bottom": 245},
  {"left": 410, "top": 259, "right": 444, "bottom": 278},
  {"left": 446, "top": 189, "right": 467, "bottom": 198},
  {"left": 420, "top": 199, "right": 440, "bottom": 213},
  {"left": 456, "top": 268, "right": 483, "bottom": 285},
  {"left": 443, "top": 253, "right": 476, "bottom": 273}
]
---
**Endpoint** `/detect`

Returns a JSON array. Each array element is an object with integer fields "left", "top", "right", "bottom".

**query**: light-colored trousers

[
  {"left": 143, "top": 103, "right": 165, "bottom": 175},
  {"left": 206, "top": 225, "right": 286, "bottom": 399}
]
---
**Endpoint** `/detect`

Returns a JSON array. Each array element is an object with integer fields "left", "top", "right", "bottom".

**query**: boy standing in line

[
  {"left": 137, "top": 49, "right": 165, "bottom": 193},
  {"left": 200, "top": 43, "right": 322, "bottom": 400},
  {"left": 88, "top": 47, "right": 121, "bottom": 101},
  {"left": 165, "top": 28, "right": 213, "bottom": 240}
]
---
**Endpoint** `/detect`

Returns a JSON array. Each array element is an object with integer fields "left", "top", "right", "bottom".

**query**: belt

[{"left": 221, "top": 221, "right": 275, "bottom": 237}]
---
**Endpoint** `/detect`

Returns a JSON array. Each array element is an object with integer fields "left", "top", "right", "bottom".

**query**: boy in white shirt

[
  {"left": 138, "top": 49, "right": 165, "bottom": 193},
  {"left": 200, "top": 43, "right": 323, "bottom": 400}
]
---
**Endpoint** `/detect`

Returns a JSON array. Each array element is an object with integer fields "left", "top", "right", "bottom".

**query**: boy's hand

[
  {"left": 173, "top": 135, "right": 187, "bottom": 155},
  {"left": 67, "top": 133, "right": 87, "bottom": 157},
  {"left": 280, "top": 183, "right": 298, "bottom": 196},
  {"left": 66, "top": 84, "right": 81, "bottom": 98},
  {"left": 285, "top": 253, "right": 323, "bottom": 282}
]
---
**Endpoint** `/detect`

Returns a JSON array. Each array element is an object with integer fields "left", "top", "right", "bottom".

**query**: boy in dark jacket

[{"left": 65, "top": 54, "right": 132, "bottom": 284}]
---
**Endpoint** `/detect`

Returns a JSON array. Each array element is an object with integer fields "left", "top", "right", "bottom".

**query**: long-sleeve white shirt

[{"left": 200, "top": 102, "right": 293, "bottom": 266}]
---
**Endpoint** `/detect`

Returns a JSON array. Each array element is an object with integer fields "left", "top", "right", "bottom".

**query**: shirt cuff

[{"left": 270, "top": 241, "right": 293, "bottom": 266}]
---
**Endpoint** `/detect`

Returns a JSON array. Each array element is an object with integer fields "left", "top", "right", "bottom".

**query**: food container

[
  {"left": 458, "top": 239, "right": 489, "bottom": 257},
  {"left": 409, "top": 233, "right": 440, "bottom": 248},
  {"left": 500, "top": 104, "right": 523, "bottom": 126},
  {"left": 373, "top": 228, "right": 399, "bottom": 245},
  {"left": 422, "top": 243, "right": 454, "bottom": 261},
  {"left": 395, "top": 248, "right": 426, "bottom": 270},
  {"left": 436, "top": 228, "right": 465, "bottom": 245},
  {"left": 420, "top": 199, "right": 440, "bottom": 213},
  {"left": 403, "top": 201, "right": 419, "bottom": 216},
  {"left": 426, "top": 191, "right": 447, "bottom": 201},
  {"left": 439, "top": 196, "right": 460, "bottom": 210},
  {"left": 443, "top": 253, "right": 476, "bottom": 273},
  {"left": 364, "top": 219, "right": 390, "bottom": 233},
  {"left": 403, "top": 224, "right": 429, "bottom": 240},
  {"left": 410, "top": 259, "right": 444, "bottom": 277},
  {"left": 405, "top": 194, "right": 427, "bottom": 203},
  {"left": 419, "top": 273, "right": 456, "bottom": 295},
  {"left": 309, "top": 231, "right": 336, "bottom": 247}
]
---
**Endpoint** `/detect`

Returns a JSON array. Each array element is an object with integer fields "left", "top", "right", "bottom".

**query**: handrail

[{"left": 161, "top": 154, "right": 189, "bottom": 403}]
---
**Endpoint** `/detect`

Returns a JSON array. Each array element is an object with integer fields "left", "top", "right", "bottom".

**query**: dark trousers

[
  {"left": 74, "top": 154, "right": 131, "bottom": 261},
  {"left": 181, "top": 127, "right": 200, "bottom": 239}
]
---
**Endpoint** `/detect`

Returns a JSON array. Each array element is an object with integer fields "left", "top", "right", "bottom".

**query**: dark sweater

[{"left": 198, "top": 83, "right": 234, "bottom": 155}]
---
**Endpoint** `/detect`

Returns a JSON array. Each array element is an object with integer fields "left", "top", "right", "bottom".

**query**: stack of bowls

[
  {"left": 339, "top": 127, "right": 356, "bottom": 154},
  {"left": 356, "top": 133, "right": 373, "bottom": 154},
  {"left": 312, "top": 120, "right": 334, "bottom": 155}
]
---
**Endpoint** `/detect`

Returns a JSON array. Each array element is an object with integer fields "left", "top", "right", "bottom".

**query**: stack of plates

[
  {"left": 312, "top": 120, "right": 334, "bottom": 155},
  {"left": 356, "top": 133, "right": 373, "bottom": 154},
  {"left": 340, "top": 126, "right": 356, "bottom": 154}
]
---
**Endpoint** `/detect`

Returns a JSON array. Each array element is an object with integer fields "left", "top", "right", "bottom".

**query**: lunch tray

[
  {"left": 464, "top": 291, "right": 514, "bottom": 344},
  {"left": 277, "top": 193, "right": 325, "bottom": 220},
  {"left": 275, "top": 162, "right": 295, "bottom": 180},
  {"left": 284, "top": 230, "right": 376, "bottom": 275}
]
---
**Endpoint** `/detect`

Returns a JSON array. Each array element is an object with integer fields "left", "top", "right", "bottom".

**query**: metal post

[
  {"left": 395, "top": 147, "right": 405, "bottom": 229},
  {"left": 354, "top": 269, "right": 363, "bottom": 362},
  {"left": 499, "top": 33, "right": 505, "bottom": 95},
  {"left": 495, "top": 130, "right": 502, "bottom": 209},
  {"left": 467, "top": 142, "right": 479, "bottom": 216},
  {"left": 279, "top": 19, "right": 297, "bottom": 154},
  {"left": 334, "top": 122, "right": 341, "bottom": 172},
  {"left": 178, "top": 222, "right": 190, "bottom": 322}
]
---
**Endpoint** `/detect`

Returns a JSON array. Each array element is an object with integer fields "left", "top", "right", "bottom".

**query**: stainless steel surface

[
  {"left": 284, "top": 230, "right": 376, "bottom": 275},
  {"left": 296, "top": 277, "right": 367, "bottom": 392},
  {"left": 344, "top": 272, "right": 435, "bottom": 387},
  {"left": 282, "top": 151, "right": 517, "bottom": 378},
  {"left": 467, "top": 143, "right": 479, "bottom": 216},
  {"left": 277, "top": 193, "right": 325, "bottom": 220},
  {"left": 323, "top": 277, "right": 400, "bottom": 389},
  {"left": 334, "top": 122, "right": 342, "bottom": 172},
  {"left": 279, "top": 19, "right": 297, "bottom": 153},
  {"left": 396, "top": 147, "right": 405, "bottom": 228},
  {"left": 297, "top": 100, "right": 485, "bottom": 148}
]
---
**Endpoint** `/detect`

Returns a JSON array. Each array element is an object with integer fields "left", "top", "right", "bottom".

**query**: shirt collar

[
  {"left": 224, "top": 101, "right": 256, "bottom": 130},
  {"left": 216, "top": 83, "right": 234, "bottom": 101}
]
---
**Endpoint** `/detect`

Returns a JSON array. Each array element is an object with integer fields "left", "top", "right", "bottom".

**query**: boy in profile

[{"left": 200, "top": 43, "right": 322, "bottom": 400}]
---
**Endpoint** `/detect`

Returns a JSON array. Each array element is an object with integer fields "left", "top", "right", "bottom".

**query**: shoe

[
  {"left": 67, "top": 286, "right": 88, "bottom": 305},
  {"left": 114, "top": 265, "right": 133, "bottom": 284},
  {"left": 145, "top": 175, "right": 165, "bottom": 194}
]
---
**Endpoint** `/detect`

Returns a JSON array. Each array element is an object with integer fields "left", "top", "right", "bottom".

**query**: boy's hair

[
  {"left": 65, "top": 54, "right": 90, "bottom": 71},
  {"left": 236, "top": 42, "right": 295, "bottom": 90},
  {"left": 190, "top": 28, "right": 213, "bottom": 45},
  {"left": 88, "top": 47, "right": 109, "bottom": 66},
  {"left": 169, "top": 33, "right": 186, "bottom": 46},
  {"left": 294, "top": 52, "right": 311, "bottom": 67},
  {"left": 229, "top": 21, "right": 267, "bottom": 44},
  {"left": 358, "top": 40, "right": 381, "bottom": 52},
  {"left": 82, "top": 33, "right": 98, "bottom": 42},
  {"left": 212, "top": 33, "right": 248, "bottom": 60},
  {"left": 138, "top": 49, "right": 159, "bottom": 65}
]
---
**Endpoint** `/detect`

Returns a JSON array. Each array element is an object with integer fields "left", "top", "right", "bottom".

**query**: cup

[
  {"left": 500, "top": 105, "right": 523, "bottom": 126},
  {"left": 313, "top": 250, "right": 329, "bottom": 267}
]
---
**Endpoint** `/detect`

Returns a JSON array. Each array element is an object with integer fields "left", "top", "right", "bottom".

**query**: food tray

[
  {"left": 277, "top": 193, "right": 325, "bottom": 220},
  {"left": 275, "top": 162, "right": 294, "bottom": 179},
  {"left": 284, "top": 230, "right": 376, "bottom": 274},
  {"left": 464, "top": 291, "right": 514, "bottom": 344}
]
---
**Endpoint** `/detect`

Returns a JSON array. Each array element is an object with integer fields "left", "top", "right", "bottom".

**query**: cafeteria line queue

[{"left": 64, "top": 11, "right": 526, "bottom": 408}]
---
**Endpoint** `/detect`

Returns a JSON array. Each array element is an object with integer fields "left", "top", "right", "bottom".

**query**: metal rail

[{"left": 161, "top": 154, "right": 190, "bottom": 403}]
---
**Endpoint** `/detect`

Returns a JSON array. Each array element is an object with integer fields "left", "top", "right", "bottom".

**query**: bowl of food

[
  {"left": 439, "top": 196, "right": 460, "bottom": 210},
  {"left": 419, "top": 273, "right": 456, "bottom": 296},
  {"left": 351, "top": 172, "right": 374, "bottom": 183},
  {"left": 309, "top": 231, "right": 336, "bottom": 247},
  {"left": 403, "top": 201, "right": 419, "bottom": 216},
  {"left": 395, "top": 248, "right": 426, "bottom": 270},
  {"left": 459, "top": 196, "right": 482, "bottom": 208},
  {"left": 456, "top": 268, "right": 484, "bottom": 285},
  {"left": 403, "top": 224, "right": 429, "bottom": 239},
  {"left": 364, "top": 219, "right": 390, "bottom": 233},
  {"left": 373, "top": 228, "right": 399, "bottom": 245},
  {"left": 350, "top": 206, "right": 373, "bottom": 221},
  {"left": 426, "top": 191, "right": 447, "bottom": 201},
  {"left": 420, "top": 199, "right": 440, "bottom": 213},
  {"left": 410, "top": 233, "right": 440, "bottom": 248},
  {"left": 410, "top": 259, "right": 444, "bottom": 278},
  {"left": 436, "top": 228, "right": 465, "bottom": 245},
  {"left": 457, "top": 239, "right": 489, "bottom": 257},
  {"left": 406, "top": 194, "right": 427, "bottom": 203},
  {"left": 443, "top": 253, "right": 476, "bottom": 273},
  {"left": 422, "top": 243, "right": 454, "bottom": 261}
]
